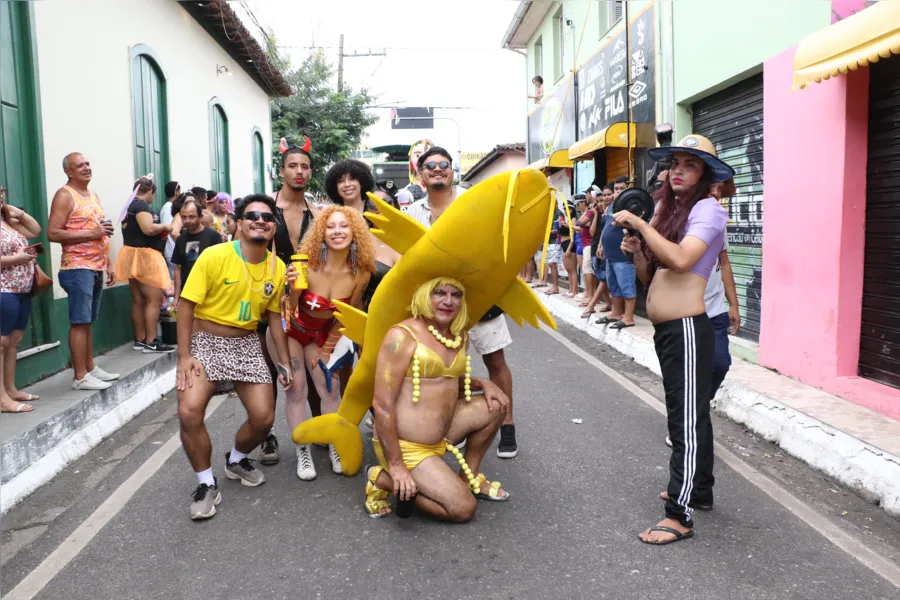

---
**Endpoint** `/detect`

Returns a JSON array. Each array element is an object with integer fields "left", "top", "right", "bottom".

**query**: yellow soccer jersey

[{"left": 181, "top": 241, "right": 286, "bottom": 330}]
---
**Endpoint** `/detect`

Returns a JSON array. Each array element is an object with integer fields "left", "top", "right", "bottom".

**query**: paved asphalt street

[{"left": 3, "top": 323, "right": 900, "bottom": 600}]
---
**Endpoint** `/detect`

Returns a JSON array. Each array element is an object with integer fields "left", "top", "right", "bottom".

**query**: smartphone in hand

[
  {"left": 24, "top": 242, "right": 44, "bottom": 256},
  {"left": 275, "top": 363, "right": 291, "bottom": 384}
]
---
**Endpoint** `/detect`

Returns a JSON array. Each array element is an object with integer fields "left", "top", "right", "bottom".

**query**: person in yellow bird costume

[{"left": 292, "top": 162, "right": 568, "bottom": 519}]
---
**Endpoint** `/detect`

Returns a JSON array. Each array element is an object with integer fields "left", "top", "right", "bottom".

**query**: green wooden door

[
  {"left": 252, "top": 131, "right": 265, "bottom": 194},
  {"left": 210, "top": 104, "right": 230, "bottom": 193},
  {"left": 132, "top": 54, "right": 168, "bottom": 210},
  {"left": 0, "top": 2, "right": 45, "bottom": 351}
]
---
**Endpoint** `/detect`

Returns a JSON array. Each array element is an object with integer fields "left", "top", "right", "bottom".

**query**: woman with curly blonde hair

[{"left": 268, "top": 205, "right": 374, "bottom": 480}]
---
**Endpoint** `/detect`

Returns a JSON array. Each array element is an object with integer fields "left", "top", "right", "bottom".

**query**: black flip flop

[
  {"left": 639, "top": 526, "right": 694, "bottom": 545},
  {"left": 595, "top": 316, "right": 618, "bottom": 325},
  {"left": 610, "top": 321, "right": 635, "bottom": 330}
]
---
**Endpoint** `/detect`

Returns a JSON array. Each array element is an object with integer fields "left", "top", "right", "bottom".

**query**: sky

[{"left": 249, "top": 0, "right": 528, "bottom": 159}]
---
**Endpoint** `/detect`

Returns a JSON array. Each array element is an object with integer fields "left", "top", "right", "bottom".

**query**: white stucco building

[{"left": 0, "top": 0, "right": 291, "bottom": 384}]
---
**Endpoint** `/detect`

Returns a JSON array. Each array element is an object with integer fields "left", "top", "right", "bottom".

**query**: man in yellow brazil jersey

[{"left": 176, "top": 194, "right": 293, "bottom": 521}]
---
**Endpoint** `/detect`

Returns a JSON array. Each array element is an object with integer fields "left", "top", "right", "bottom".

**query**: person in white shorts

[{"left": 407, "top": 146, "right": 519, "bottom": 458}]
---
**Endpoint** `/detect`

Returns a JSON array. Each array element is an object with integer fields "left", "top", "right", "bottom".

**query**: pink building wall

[{"left": 760, "top": 47, "right": 900, "bottom": 420}]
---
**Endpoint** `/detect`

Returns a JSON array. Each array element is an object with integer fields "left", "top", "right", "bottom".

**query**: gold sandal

[
  {"left": 472, "top": 473, "right": 510, "bottom": 502},
  {"left": 364, "top": 465, "right": 392, "bottom": 518}
]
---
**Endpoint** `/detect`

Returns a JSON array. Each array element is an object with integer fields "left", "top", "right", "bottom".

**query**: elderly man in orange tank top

[{"left": 47, "top": 153, "right": 120, "bottom": 390}]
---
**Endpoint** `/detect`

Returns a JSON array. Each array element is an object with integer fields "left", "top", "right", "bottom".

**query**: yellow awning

[
  {"left": 793, "top": 1, "right": 900, "bottom": 91},
  {"left": 567, "top": 122, "right": 637, "bottom": 162},
  {"left": 526, "top": 150, "right": 574, "bottom": 171}
]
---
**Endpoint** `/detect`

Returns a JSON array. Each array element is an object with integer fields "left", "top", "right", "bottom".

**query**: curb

[
  {"left": 0, "top": 354, "right": 176, "bottom": 515},
  {"left": 539, "top": 293, "right": 900, "bottom": 518}
]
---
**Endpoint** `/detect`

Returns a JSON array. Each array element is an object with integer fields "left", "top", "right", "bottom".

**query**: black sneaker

[
  {"left": 260, "top": 433, "right": 280, "bottom": 465},
  {"left": 133, "top": 339, "right": 149, "bottom": 351},
  {"left": 143, "top": 341, "right": 176, "bottom": 354},
  {"left": 496, "top": 424, "right": 518, "bottom": 459}
]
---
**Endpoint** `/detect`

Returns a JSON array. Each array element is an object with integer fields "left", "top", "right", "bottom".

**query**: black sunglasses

[
  {"left": 423, "top": 161, "right": 451, "bottom": 171},
  {"left": 242, "top": 211, "right": 275, "bottom": 223}
]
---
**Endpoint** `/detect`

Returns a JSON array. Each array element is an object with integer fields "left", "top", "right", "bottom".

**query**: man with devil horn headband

[{"left": 254, "top": 137, "right": 321, "bottom": 466}]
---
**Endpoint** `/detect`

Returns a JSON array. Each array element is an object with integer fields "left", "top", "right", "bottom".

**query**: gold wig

[
  {"left": 301, "top": 205, "right": 376, "bottom": 274},
  {"left": 409, "top": 277, "right": 469, "bottom": 336}
]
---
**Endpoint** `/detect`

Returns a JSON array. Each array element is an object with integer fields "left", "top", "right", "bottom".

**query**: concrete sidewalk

[
  {"left": 539, "top": 291, "right": 900, "bottom": 518},
  {"left": 0, "top": 345, "right": 175, "bottom": 514}
]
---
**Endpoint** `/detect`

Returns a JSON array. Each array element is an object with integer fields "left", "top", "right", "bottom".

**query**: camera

[{"left": 648, "top": 123, "right": 674, "bottom": 192}]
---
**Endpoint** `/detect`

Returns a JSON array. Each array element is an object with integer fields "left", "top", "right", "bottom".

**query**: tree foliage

[{"left": 269, "top": 45, "right": 377, "bottom": 194}]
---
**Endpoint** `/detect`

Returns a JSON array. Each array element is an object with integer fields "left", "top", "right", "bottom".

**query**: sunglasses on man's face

[
  {"left": 423, "top": 161, "right": 451, "bottom": 171},
  {"left": 242, "top": 211, "right": 275, "bottom": 223}
]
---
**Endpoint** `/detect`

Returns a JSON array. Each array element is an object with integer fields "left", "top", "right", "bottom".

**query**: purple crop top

[{"left": 683, "top": 198, "right": 727, "bottom": 280}]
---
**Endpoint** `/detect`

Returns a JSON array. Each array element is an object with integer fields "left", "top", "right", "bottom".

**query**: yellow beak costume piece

[{"left": 292, "top": 169, "right": 558, "bottom": 475}]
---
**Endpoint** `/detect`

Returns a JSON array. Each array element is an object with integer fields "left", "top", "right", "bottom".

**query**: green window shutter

[
  {"left": 131, "top": 50, "right": 169, "bottom": 210},
  {"left": 252, "top": 130, "right": 264, "bottom": 193},
  {"left": 209, "top": 102, "right": 230, "bottom": 194}
]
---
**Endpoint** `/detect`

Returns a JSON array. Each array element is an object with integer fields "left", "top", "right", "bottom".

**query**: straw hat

[{"left": 647, "top": 135, "right": 735, "bottom": 183}]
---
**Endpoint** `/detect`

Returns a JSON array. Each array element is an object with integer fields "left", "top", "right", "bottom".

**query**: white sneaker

[
  {"left": 90, "top": 366, "right": 120, "bottom": 382},
  {"left": 328, "top": 444, "right": 343, "bottom": 475},
  {"left": 72, "top": 373, "right": 112, "bottom": 390},
  {"left": 665, "top": 436, "right": 673, "bottom": 448},
  {"left": 295, "top": 444, "right": 317, "bottom": 481}
]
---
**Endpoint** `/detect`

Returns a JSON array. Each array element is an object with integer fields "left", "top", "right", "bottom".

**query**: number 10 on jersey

[{"left": 238, "top": 301, "right": 252, "bottom": 322}]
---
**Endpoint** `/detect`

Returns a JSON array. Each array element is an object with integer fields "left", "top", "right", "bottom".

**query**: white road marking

[
  {"left": 541, "top": 325, "right": 900, "bottom": 589},
  {"left": 4, "top": 395, "right": 227, "bottom": 600}
]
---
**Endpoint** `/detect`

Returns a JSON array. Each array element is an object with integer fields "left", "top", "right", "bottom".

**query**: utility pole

[
  {"left": 338, "top": 34, "right": 344, "bottom": 92},
  {"left": 336, "top": 35, "right": 386, "bottom": 93}
]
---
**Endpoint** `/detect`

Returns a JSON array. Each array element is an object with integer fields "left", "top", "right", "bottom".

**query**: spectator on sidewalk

[
  {"left": 209, "top": 192, "right": 234, "bottom": 242},
  {"left": 0, "top": 187, "right": 42, "bottom": 413},
  {"left": 48, "top": 153, "right": 120, "bottom": 390},
  {"left": 172, "top": 197, "right": 222, "bottom": 304},
  {"left": 577, "top": 191, "right": 598, "bottom": 306},
  {"left": 597, "top": 176, "right": 636, "bottom": 329},
  {"left": 117, "top": 176, "right": 174, "bottom": 354},
  {"left": 161, "top": 181, "right": 180, "bottom": 278},
  {"left": 561, "top": 199, "right": 580, "bottom": 299},
  {"left": 542, "top": 206, "right": 563, "bottom": 294},
  {"left": 582, "top": 183, "right": 614, "bottom": 317}
]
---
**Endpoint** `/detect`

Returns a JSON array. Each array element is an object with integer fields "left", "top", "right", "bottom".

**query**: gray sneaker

[
  {"left": 190, "top": 480, "right": 221, "bottom": 520},
  {"left": 224, "top": 453, "right": 266, "bottom": 487}
]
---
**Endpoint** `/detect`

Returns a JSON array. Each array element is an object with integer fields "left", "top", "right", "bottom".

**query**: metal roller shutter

[
  {"left": 693, "top": 74, "right": 764, "bottom": 342},
  {"left": 859, "top": 57, "right": 900, "bottom": 389},
  {"left": 606, "top": 148, "right": 629, "bottom": 182}
]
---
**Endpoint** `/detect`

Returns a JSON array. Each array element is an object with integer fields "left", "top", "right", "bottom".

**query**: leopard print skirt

[{"left": 190, "top": 331, "right": 271, "bottom": 394}]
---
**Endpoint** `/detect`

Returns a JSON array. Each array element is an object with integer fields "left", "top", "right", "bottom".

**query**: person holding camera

[
  {"left": 48, "top": 153, "right": 120, "bottom": 390},
  {"left": 616, "top": 135, "right": 732, "bottom": 546},
  {"left": 0, "top": 187, "right": 42, "bottom": 413}
]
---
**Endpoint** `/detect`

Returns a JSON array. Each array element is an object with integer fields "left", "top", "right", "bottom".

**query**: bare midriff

[
  {"left": 193, "top": 317, "right": 256, "bottom": 339},
  {"left": 383, "top": 377, "right": 460, "bottom": 446},
  {"left": 646, "top": 268, "right": 708, "bottom": 323}
]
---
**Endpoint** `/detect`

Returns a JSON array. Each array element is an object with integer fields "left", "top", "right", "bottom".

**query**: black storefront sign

[
  {"left": 526, "top": 75, "right": 577, "bottom": 164},
  {"left": 575, "top": 4, "right": 656, "bottom": 141}
]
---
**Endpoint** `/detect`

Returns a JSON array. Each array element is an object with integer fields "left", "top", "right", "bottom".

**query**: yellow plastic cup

[{"left": 292, "top": 254, "right": 309, "bottom": 290}]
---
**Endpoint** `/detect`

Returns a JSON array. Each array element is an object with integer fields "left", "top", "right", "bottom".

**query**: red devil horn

[
  {"left": 279, "top": 138, "right": 289, "bottom": 154},
  {"left": 301, "top": 136, "right": 312, "bottom": 153}
]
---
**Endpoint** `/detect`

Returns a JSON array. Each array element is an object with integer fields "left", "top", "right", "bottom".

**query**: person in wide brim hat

[{"left": 647, "top": 135, "right": 735, "bottom": 183}]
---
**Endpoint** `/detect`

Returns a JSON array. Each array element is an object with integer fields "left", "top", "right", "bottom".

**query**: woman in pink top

[
  {"left": 616, "top": 135, "right": 732, "bottom": 546},
  {"left": 0, "top": 187, "right": 43, "bottom": 413}
]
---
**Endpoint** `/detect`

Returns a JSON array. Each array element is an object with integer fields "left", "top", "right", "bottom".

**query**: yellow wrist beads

[{"left": 446, "top": 441, "right": 480, "bottom": 493}]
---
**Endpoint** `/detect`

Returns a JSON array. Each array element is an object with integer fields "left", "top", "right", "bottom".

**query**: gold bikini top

[{"left": 395, "top": 324, "right": 467, "bottom": 379}]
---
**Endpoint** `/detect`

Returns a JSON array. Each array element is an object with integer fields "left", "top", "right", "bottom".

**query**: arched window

[
  {"left": 209, "top": 98, "right": 230, "bottom": 193},
  {"left": 251, "top": 128, "right": 265, "bottom": 194},
  {"left": 130, "top": 45, "right": 169, "bottom": 208}
]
